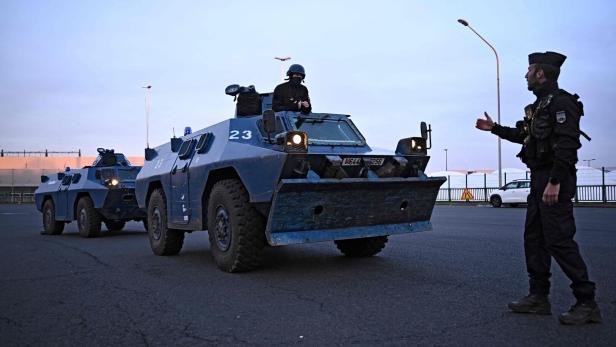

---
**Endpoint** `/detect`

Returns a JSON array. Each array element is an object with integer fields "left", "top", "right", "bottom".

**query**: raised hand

[{"left": 476, "top": 112, "right": 495, "bottom": 131}]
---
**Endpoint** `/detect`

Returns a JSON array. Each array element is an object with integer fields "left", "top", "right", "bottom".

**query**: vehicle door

[
  {"left": 518, "top": 181, "right": 531, "bottom": 202},
  {"left": 501, "top": 182, "right": 520, "bottom": 203},
  {"left": 169, "top": 139, "right": 197, "bottom": 224},
  {"left": 55, "top": 174, "right": 73, "bottom": 220}
]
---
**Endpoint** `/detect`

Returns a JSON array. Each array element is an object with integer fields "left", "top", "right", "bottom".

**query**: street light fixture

[
  {"left": 457, "top": 18, "right": 502, "bottom": 186},
  {"left": 275, "top": 56, "right": 291, "bottom": 81},
  {"left": 582, "top": 158, "right": 596, "bottom": 167}
]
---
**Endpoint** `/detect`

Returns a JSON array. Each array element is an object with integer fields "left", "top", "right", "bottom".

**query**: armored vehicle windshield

[{"left": 289, "top": 114, "right": 364, "bottom": 146}]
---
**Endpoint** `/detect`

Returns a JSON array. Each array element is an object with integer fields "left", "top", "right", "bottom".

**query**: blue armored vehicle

[
  {"left": 135, "top": 87, "right": 446, "bottom": 272},
  {"left": 35, "top": 148, "right": 147, "bottom": 237}
]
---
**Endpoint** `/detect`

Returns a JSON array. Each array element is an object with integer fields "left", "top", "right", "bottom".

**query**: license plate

[
  {"left": 342, "top": 157, "right": 362, "bottom": 166},
  {"left": 367, "top": 158, "right": 385, "bottom": 166},
  {"left": 341, "top": 157, "right": 385, "bottom": 166}
]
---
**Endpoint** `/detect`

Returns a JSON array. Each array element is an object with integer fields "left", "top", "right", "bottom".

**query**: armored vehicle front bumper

[
  {"left": 265, "top": 176, "right": 446, "bottom": 246},
  {"left": 100, "top": 188, "right": 146, "bottom": 221}
]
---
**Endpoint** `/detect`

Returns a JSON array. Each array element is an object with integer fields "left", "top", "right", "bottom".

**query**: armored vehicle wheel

[
  {"left": 42, "top": 199, "right": 64, "bottom": 235},
  {"left": 334, "top": 236, "right": 388, "bottom": 257},
  {"left": 147, "top": 188, "right": 184, "bottom": 255},
  {"left": 76, "top": 196, "right": 102, "bottom": 238},
  {"left": 207, "top": 179, "right": 266, "bottom": 273},
  {"left": 104, "top": 220, "right": 126, "bottom": 232},
  {"left": 490, "top": 195, "right": 502, "bottom": 208}
]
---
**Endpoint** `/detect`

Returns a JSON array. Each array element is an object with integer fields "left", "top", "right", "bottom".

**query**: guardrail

[{"left": 438, "top": 185, "right": 616, "bottom": 203}]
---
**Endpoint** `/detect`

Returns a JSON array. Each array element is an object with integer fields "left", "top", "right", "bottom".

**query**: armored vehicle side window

[
  {"left": 178, "top": 139, "right": 197, "bottom": 159},
  {"left": 196, "top": 133, "right": 214, "bottom": 154},
  {"left": 61, "top": 175, "right": 72, "bottom": 185},
  {"left": 290, "top": 116, "right": 364, "bottom": 145},
  {"left": 71, "top": 173, "right": 82, "bottom": 184},
  {"left": 100, "top": 169, "right": 115, "bottom": 180},
  {"left": 257, "top": 118, "right": 285, "bottom": 138}
]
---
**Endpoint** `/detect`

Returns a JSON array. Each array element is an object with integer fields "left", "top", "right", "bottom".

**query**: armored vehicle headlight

[
  {"left": 105, "top": 178, "right": 120, "bottom": 187},
  {"left": 286, "top": 131, "right": 308, "bottom": 152},
  {"left": 291, "top": 134, "right": 303, "bottom": 145},
  {"left": 410, "top": 137, "right": 426, "bottom": 153},
  {"left": 276, "top": 131, "right": 308, "bottom": 153}
]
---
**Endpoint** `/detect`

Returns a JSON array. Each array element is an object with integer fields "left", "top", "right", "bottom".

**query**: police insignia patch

[{"left": 556, "top": 111, "right": 566, "bottom": 124}]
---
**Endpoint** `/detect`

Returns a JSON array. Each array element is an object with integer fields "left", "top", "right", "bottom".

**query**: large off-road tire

[
  {"left": 334, "top": 236, "right": 388, "bottom": 257},
  {"left": 42, "top": 199, "right": 64, "bottom": 235},
  {"left": 207, "top": 179, "right": 266, "bottom": 273},
  {"left": 76, "top": 196, "right": 102, "bottom": 238},
  {"left": 147, "top": 188, "right": 184, "bottom": 255},
  {"left": 104, "top": 220, "right": 126, "bottom": 232},
  {"left": 490, "top": 195, "right": 502, "bottom": 208}
]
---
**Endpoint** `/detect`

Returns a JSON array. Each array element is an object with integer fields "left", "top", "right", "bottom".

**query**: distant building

[{"left": 0, "top": 155, "right": 144, "bottom": 203}]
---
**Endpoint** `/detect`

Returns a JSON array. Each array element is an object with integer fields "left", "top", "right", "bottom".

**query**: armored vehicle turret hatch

[{"left": 136, "top": 90, "right": 445, "bottom": 272}]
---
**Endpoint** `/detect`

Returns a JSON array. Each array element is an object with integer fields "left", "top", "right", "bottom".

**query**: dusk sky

[{"left": 1, "top": 0, "right": 615, "bottom": 172}]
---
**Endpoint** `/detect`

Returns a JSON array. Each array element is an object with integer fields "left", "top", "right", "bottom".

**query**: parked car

[{"left": 490, "top": 179, "right": 530, "bottom": 208}]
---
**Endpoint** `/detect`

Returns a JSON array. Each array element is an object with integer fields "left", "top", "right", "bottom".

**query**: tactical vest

[{"left": 516, "top": 89, "right": 585, "bottom": 169}]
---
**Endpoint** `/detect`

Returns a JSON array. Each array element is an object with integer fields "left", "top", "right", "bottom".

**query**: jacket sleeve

[
  {"left": 548, "top": 95, "right": 582, "bottom": 183},
  {"left": 272, "top": 85, "right": 297, "bottom": 112},
  {"left": 300, "top": 87, "right": 312, "bottom": 114},
  {"left": 490, "top": 122, "right": 526, "bottom": 144}
]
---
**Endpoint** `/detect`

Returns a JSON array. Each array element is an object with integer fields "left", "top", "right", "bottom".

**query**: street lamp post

[
  {"left": 457, "top": 18, "right": 502, "bottom": 186},
  {"left": 142, "top": 85, "right": 152, "bottom": 148},
  {"left": 274, "top": 56, "right": 291, "bottom": 81},
  {"left": 582, "top": 158, "right": 596, "bottom": 167},
  {"left": 444, "top": 148, "right": 448, "bottom": 171}
]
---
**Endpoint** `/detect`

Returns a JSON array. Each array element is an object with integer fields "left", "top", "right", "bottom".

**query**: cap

[{"left": 528, "top": 51, "right": 566, "bottom": 67}]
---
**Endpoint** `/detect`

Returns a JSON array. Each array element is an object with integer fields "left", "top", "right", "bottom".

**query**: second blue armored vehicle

[
  {"left": 35, "top": 148, "right": 146, "bottom": 237},
  {"left": 135, "top": 88, "right": 446, "bottom": 272}
]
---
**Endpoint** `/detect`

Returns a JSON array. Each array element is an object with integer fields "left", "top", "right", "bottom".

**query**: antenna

[
  {"left": 172, "top": 127, "right": 176, "bottom": 138},
  {"left": 142, "top": 85, "right": 152, "bottom": 148}
]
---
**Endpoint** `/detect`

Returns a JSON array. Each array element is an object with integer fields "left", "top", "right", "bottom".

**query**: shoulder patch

[{"left": 556, "top": 111, "right": 566, "bottom": 124}]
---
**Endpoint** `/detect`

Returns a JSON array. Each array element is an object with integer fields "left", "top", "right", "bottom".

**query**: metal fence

[{"left": 437, "top": 167, "right": 616, "bottom": 203}]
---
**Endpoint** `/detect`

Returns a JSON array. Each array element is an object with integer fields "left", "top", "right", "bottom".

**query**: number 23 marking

[{"left": 229, "top": 130, "right": 252, "bottom": 140}]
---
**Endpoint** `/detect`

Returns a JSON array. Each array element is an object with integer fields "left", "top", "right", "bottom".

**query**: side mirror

[
  {"left": 57, "top": 172, "right": 65, "bottom": 180},
  {"left": 420, "top": 122, "right": 432, "bottom": 149},
  {"left": 41, "top": 175, "right": 49, "bottom": 183},
  {"left": 420, "top": 122, "right": 428, "bottom": 140},
  {"left": 263, "top": 109, "right": 277, "bottom": 134}
]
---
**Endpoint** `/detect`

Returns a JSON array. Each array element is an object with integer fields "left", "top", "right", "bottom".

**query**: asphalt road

[{"left": 1, "top": 204, "right": 614, "bottom": 346}]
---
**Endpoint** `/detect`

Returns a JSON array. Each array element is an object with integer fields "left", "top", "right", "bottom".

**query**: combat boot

[
  {"left": 508, "top": 294, "right": 551, "bottom": 314},
  {"left": 559, "top": 300, "right": 602, "bottom": 325}
]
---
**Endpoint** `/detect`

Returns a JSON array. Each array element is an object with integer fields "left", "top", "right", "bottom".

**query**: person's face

[
  {"left": 525, "top": 64, "right": 543, "bottom": 91},
  {"left": 291, "top": 73, "right": 303, "bottom": 79}
]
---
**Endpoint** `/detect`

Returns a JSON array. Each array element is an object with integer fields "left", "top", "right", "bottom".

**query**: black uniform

[
  {"left": 491, "top": 80, "right": 596, "bottom": 302},
  {"left": 272, "top": 81, "right": 312, "bottom": 114}
]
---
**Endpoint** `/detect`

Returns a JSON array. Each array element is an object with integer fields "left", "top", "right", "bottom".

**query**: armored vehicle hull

[
  {"left": 35, "top": 149, "right": 147, "bottom": 237},
  {"left": 136, "top": 97, "right": 445, "bottom": 272}
]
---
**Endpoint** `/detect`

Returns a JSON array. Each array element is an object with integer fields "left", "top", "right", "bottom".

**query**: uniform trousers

[{"left": 524, "top": 168, "right": 596, "bottom": 301}]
